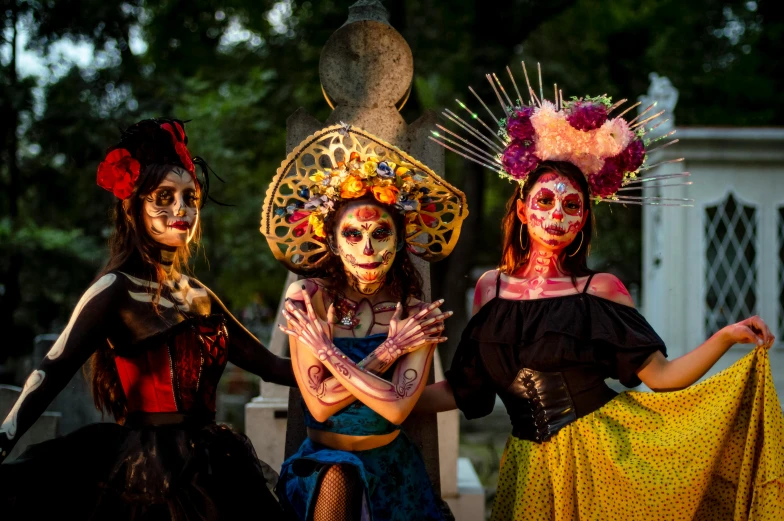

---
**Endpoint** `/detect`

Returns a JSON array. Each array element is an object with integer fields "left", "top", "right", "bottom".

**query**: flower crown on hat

[
  {"left": 430, "top": 62, "right": 692, "bottom": 206},
  {"left": 261, "top": 124, "right": 468, "bottom": 274},
  {"left": 299, "top": 146, "right": 432, "bottom": 238}
]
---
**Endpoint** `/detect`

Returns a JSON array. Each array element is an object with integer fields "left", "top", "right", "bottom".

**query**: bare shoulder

[
  {"left": 586, "top": 273, "right": 635, "bottom": 307},
  {"left": 477, "top": 269, "right": 499, "bottom": 288}
]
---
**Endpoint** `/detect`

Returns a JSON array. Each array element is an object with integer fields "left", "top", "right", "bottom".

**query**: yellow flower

[
  {"left": 371, "top": 184, "right": 400, "bottom": 205},
  {"left": 363, "top": 160, "right": 379, "bottom": 178},
  {"left": 340, "top": 175, "right": 367, "bottom": 199},
  {"left": 395, "top": 165, "right": 411, "bottom": 177},
  {"left": 309, "top": 171, "right": 327, "bottom": 183},
  {"left": 329, "top": 174, "right": 343, "bottom": 187},
  {"left": 309, "top": 213, "right": 325, "bottom": 238},
  {"left": 325, "top": 186, "right": 336, "bottom": 197}
]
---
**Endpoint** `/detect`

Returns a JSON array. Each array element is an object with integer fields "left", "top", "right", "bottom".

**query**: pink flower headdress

[{"left": 430, "top": 62, "right": 691, "bottom": 206}]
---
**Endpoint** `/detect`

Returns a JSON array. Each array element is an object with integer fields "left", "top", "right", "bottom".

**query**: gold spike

[
  {"left": 506, "top": 65, "right": 524, "bottom": 107},
  {"left": 631, "top": 109, "right": 666, "bottom": 129},
  {"left": 493, "top": 73, "right": 514, "bottom": 108},
  {"left": 617, "top": 101, "right": 642, "bottom": 119},
  {"left": 521, "top": 62, "right": 541, "bottom": 107},
  {"left": 537, "top": 62, "right": 544, "bottom": 103},
  {"left": 628, "top": 102, "right": 657, "bottom": 125},
  {"left": 486, "top": 74, "right": 510, "bottom": 117}
]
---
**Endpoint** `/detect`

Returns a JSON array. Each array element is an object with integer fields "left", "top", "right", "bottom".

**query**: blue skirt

[{"left": 277, "top": 432, "right": 449, "bottom": 521}]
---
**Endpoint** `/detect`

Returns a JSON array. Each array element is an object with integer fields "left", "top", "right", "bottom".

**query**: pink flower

[
  {"left": 506, "top": 107, "right": 536, "bottom": 142},
  {"left": 566, "top": 101, "right": 608, "bottom": 131},
  {"left": 620, "top": 139, "right": 646, "bottom": 172},
  {"left": 502, "top": 141, "right": 539, "bottom": 180},
  {"left": 588, "top": 156, "right": 624, "bottom": 198}
]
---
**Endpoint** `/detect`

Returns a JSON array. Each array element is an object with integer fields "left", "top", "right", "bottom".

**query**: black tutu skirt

[{"left": 0, "top": 413, "right": 289, "bottom": 520}]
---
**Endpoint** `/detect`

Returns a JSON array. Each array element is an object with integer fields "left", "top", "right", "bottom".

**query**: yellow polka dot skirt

[{"left": 492, "top": 347, "right": 784, "bottom": 521}]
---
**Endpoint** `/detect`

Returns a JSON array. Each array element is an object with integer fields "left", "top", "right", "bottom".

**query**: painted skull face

[
  {"left": 518, "top": 171, "right": 586, "bottom": 250},
  {"left": 335, "top": 201, "right": 397, "bottom": 291},
  {"left": 142, "top": 168, "right": 200, "bottom": 248}
]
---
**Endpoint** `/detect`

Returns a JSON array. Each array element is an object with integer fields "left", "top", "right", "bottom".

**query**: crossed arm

[{"left": 280, "top": 287, "right": 449, "bottom": 424}]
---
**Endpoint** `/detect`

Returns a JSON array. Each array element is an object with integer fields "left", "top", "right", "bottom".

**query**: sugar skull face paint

[
  {"left": 518, "top": 171, "right": 585, "bottom": 251},
  {"left": 142, "top": 168, "right": 200, "bottom": 248},
  {"left": 335, "top": 201, "right": 397, "bottom": 294}
]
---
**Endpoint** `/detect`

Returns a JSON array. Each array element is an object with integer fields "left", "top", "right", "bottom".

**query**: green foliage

[{"left": 1, "top": 0, "right": 782, "bottom": 359}]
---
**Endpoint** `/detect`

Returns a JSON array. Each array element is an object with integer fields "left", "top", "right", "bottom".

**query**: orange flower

[
  {"left": 371, "top": 184, "right": 400, "bottom": 205},
  {"left": 340, "top": 175, "right": 367, "bottom": 199}
]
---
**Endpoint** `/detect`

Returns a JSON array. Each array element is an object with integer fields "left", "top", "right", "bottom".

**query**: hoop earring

[
  {"left": 567, "top": 230, "right": 584, "bottom": 258},
  {"left": 396, "top": 239, "right": 405, "bottom": 252},
  {"left": 328, "top": 241, "right": 339, "bottom": 255},
  {"left": 519, "top": 224, "right": 529, "bottom": 250}
]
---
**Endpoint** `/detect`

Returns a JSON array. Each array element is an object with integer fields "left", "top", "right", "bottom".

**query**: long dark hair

[
  {"left": 316, "top": 195, "right": 423, "bottom": 312},
  {"left": 87, "top": 118, "right": 205, "bottom": 422},
  {"left": 499, "top": 161, "right": 595, "bottom": 285}
]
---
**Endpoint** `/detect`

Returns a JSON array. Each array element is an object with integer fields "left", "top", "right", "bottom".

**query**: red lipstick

[
  {"left": 169, "top": 221, "right": 190, "bottom": 231},
  {"left": 358, "top": 262, "right": 382, "bottom": 269}
]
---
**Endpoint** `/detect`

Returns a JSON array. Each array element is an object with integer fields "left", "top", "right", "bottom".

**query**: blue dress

[{"left": 277, "top": 334, "right": 449, "bottom": 521}]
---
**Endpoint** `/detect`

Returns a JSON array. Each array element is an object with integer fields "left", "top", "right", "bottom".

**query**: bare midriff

[{"left": 307, "top": 428, "right": 400, "bottom": 451}]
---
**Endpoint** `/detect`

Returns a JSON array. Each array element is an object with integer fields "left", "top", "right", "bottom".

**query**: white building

[{"left": 641, "top": 81, "right": 784, "bottom": 390}]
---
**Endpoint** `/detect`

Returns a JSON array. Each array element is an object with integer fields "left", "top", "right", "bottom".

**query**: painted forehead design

[
  {"left": 537, "top": 174, "right": 580, "bottom": 194},
  {"left": 343, "top": 205, "right": 389, "bottom": 222}
]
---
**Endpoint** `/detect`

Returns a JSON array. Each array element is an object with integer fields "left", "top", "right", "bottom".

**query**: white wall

[{"left": 643, "top": 127, "right": 784, "bottom": 391}]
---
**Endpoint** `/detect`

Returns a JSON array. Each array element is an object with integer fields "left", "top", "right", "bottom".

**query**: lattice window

[
  {"left": 704, "top": 193, "right": 758, "bottom": 336},
  {"left": 778, "top": 207, "right": 784, "bottom": 342}
]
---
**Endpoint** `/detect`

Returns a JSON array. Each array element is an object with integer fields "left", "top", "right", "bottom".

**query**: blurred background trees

[{"left": 1, "top": 0, "right": 781, "bottom": 370}]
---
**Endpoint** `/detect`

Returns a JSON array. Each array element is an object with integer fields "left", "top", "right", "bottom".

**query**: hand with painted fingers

[
  {"left": 370, "top": 299, "right": 451, "bottom": 371},
  {"left": 721, "top": 315, "right": 775, "bottom": 350},
  {"left": 281, "top": 291, "right": 334, "bottom": 358}
]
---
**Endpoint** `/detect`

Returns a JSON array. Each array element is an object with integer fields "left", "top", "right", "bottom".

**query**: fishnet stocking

[{"left": 313, "top": 464, "right": 362, "bottom": 521}]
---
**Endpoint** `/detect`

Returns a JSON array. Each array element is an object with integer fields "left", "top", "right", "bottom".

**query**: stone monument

[{"left": 245, "top": 3, "right": 485, "bottom": 518}]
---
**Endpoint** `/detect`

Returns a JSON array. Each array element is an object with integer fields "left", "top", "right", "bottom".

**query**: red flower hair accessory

[
  {"left": 160, "top": 121, "right": 195, "bottom": 174},
  {"left": 96, "top": 149, "right": 141, "bottom": 199}
]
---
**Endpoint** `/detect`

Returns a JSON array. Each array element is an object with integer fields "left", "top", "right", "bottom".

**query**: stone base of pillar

[
  {"left": 444, "top": 457, "right": 486, "bottom": 521},
  {"left": 245, "top": 395, "right": 289, "bottom": 473}
]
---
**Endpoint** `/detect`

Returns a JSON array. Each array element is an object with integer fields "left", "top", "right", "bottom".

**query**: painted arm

[
  {"left": 281, "top": 291, "right": 445, "bottom": 425},
  {"left": 587, "top": 273, "right": 776, "bottom": 391},
  {"left": 637, "top": 316, "right": 774, "bottom": 391},
  {"left": 200, "top": 284, "right": 296, "bottom": 387},
  {"left": 0, "top": 274, "right": 119, "bottom": 463}
]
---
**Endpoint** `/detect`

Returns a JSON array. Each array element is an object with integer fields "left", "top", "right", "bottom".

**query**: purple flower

[
  {"left": 619, "top": 139, "right": 645, "bottom": 172},
  {"left": 588, "top": 156, "right": 624, "bottom": 198},
  {"left": 502, "top": 140, "right": 539, "bottom": 180},
  {"left": 566, "top": 101, "right": 608, "bottom": 131},
  {"left": 376, "top": 161, "right": 395, "bottom": 178},
  {"left": 506, "top": 107, "right": 536, "bottom": 141}
]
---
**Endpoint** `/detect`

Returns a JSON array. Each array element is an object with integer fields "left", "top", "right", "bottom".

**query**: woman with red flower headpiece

[
  {"left": 418, "top": 68, "right": 784, "bottom": 520},
  {"left": 0, "top": 118, "right": 297, "bottom": 520}
]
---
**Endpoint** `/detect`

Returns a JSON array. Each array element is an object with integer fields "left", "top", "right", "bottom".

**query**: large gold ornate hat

[{"left": 261, "top": 124, "right": 468, "bottom": 274}]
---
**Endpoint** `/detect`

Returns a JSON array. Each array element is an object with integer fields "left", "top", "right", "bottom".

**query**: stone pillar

[{"left": 246, "top": 0, "right": 445, "bottom": 490}]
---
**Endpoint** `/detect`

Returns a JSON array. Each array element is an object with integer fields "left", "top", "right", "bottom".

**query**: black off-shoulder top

[{"left": 445, "top": 273, "right": 667, "bottom": 441}]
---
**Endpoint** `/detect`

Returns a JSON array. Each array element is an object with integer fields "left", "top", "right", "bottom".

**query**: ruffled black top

[{"left": 445, "top": 277, "right": 667, "bottom": 428}]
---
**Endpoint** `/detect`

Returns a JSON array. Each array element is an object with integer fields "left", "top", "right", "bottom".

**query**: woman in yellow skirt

[{"left": 418, "top": 66, "right": 784, "bottom": 520}]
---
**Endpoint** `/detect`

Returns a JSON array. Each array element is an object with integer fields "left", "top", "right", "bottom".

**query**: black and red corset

[{"left": 113, "top": 315, "right": 229, "bottom": 414}]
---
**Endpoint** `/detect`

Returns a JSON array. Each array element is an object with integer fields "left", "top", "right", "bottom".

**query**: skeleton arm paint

[
  {"left": 0, "top": 274, "right": 119, "bottom": 463},
  {"left": 281, "top": 291, "right": 443, "bottom": 425}
]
